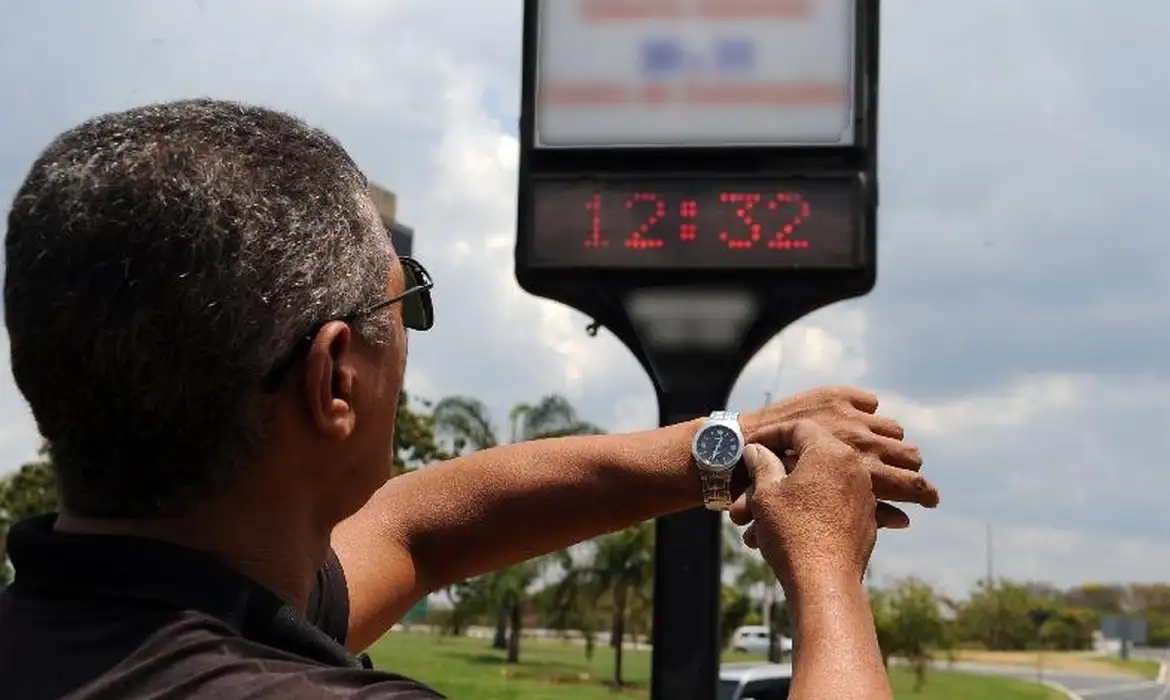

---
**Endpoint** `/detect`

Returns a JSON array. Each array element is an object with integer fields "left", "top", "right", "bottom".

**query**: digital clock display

[{"left": 526, "top": 177, "right": 862, "bottom": 269}]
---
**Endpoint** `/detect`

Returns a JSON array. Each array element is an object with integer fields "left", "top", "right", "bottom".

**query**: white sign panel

[{"left": 534, "top": 0, "right": 857, "bottom": 148}]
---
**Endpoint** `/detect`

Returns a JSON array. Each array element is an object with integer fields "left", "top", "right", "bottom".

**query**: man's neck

[{"left": 54, "top": 497, "right": 329, "bottom": 612}]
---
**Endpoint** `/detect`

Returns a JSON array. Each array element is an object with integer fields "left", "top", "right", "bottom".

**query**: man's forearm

[
  {"left": 788, "top": 578, "right": 892, "bottom": 700},
  {"left": 332, "top": 419, "right": 704, "bottom": 648},
  {"left": 390, "top": 420, "right": 700, "bottom": 586}
]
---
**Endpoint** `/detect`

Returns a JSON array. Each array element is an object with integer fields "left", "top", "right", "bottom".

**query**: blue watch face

[{"left": 696, "top": 425, "right": 741, "bottom": 469}]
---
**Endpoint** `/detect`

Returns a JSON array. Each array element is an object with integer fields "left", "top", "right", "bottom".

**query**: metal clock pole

[{"left": 513, "top": 3, "right": 882, "bottom": 699}]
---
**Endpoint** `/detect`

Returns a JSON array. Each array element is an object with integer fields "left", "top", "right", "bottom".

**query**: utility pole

[
  {"left": 987, "top": 521, "right": 999, "bottom": 650},
  {"left": 986, "top": 521, "right": 994, "bottom": 585}
]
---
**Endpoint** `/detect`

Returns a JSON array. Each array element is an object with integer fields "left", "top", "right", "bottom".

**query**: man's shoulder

[
  {"left": 0, "top": 598, "right": 442, "bottom": 700},
  {"left": 101, "top": 614, "right": 443, "bottom": 699},
  {"left": 101, "top": 634, "right": 445, "bottom": 700}
]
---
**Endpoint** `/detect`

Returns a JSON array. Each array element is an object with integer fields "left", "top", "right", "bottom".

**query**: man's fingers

[
  {"left": 865, "top": 433, "right": 923, "bottom": 471},
  {"left": 841, "top": 387, "right": 880, "bottom": 414},
  {"left": 869, "top": 461, "right": 940, "bottom": 508},
  {"left": 861, "top": 412, "right": 906, "bottom": 441},
  {"left": 729, "top": 488, "right": 753, "bottom": 526},
  {"left": 836, "top": 421, "right": 921, "bottom": 470},
  {"left": 742, "top": 522, "right": 759, "bottom": 549},
  {"left": 876, "top": 501, "right": 910, "bottom": 529},
  {"left": 754, "top": 416, "right": 917, "bottom": 471}
]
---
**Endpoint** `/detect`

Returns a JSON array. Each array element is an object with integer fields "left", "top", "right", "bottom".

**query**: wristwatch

[{"left": 691, "top": 410, "right": 745, "bottom": 511}]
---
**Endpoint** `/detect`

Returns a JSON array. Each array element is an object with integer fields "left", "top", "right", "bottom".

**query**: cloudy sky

[{"left": 1, "top": 0, "right": 1168, "bottom": 598}]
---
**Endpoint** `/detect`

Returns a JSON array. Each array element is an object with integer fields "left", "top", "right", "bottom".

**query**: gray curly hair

[{"left": 4, "top": 98, "right": 393, "bottom": 517}]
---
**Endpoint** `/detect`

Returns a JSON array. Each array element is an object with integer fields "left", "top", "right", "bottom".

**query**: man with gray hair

[{"left": 0, "top": 99, "right": 938, "bottom": 699}]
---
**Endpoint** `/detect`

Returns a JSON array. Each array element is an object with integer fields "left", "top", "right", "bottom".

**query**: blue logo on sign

[{"left": 640, "top": 38, "right": 757, "bottom": 78}]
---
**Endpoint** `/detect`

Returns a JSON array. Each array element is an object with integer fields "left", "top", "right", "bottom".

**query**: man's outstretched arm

[
  {"left": 330, "top": 388, "right": 935, "bottom": 651},
  {"left": 332, "top": 420, "right": 698, "bottom": 650}
]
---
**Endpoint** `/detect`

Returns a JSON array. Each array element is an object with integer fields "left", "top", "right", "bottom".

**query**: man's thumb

[{"left": 743, "top": 443, "right": 786, "bottom": 483}]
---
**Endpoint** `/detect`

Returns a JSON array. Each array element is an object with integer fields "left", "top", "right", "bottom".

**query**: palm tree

[
  {"left": 433, "top": 394, "right": 604, "bottom": 455},
  {"left": 548, "top": 523, "right": 654, "bottom": 688},
  {"left": 432, "top": 396, "right": 500, "bottom": 454},
  {"left": 541, "top": 547, "right": 603, "bottom": 660},
  {"left": 442, "top": 577, "right": 489, "bottom": 637},
  {"left": 493, "top": 558, "right": 545, "bottom": 664},
  {"left": 508, "top": 395, "right": 605, "bottom": 441},
  {"left": 433, "top": 393, "right": 604, "bottom": 660}
]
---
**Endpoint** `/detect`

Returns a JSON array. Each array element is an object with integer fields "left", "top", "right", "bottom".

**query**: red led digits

[
  {"left": 584, "top": 194, "right": 606, "bottom": 248},
  {"left": 766, "top": 193, "right": 811, "bottom": 249},
  {"left": 718, "top": 193, "right": 764, "bottom": 249},
  {"left": 576, "top": 187, "right": 818, "bottom": 256},
  {"left": 624, "top": 193, "right": 666, "bottom": 249},
  {"left": 679, "top": 199, "right": 698, "bottom": 241}
]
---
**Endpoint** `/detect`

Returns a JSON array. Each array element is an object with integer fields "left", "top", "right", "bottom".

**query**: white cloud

[{"left": 886, "top": 374, "right": 1087, "bottom": 439}]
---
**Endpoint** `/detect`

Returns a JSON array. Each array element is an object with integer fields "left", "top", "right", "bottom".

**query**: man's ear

[{"left": 302, "top": 321, "right": 358, "bottom": 440}]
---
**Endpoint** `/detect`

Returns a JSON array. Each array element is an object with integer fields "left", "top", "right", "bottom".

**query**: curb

[
  {"left": 1040, "top": 679, "right": 1085, "bottom": 700},
  {"left": 1158, "top": 662, "right": 1168, "bottom": 685}
]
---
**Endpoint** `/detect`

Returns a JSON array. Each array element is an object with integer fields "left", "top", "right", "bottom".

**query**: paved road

[
  {"left": 1131, "top": 647, "right": 1170, "bottom": 663},
  {"left": 934, "top": 661, "right": 1170, "bottom": 700}
]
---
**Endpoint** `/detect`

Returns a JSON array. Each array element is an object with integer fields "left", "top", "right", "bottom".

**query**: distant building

[{"left": 368, "top": 182, "right": 414, "bottom": 257}]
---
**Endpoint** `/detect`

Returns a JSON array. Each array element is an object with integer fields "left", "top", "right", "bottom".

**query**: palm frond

[{"left": 433, "top": 396, "right": 499, "bottom": 451}]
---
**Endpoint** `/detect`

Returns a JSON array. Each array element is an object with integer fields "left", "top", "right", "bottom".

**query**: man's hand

[
  {"left": 737, "top": 421, "right": 881, "bottom": 591},
  {"left": 737, "top": 387, "right": 939, "bottom": 517},
  {"left": 742, "top": 420, "right": 897, "bottom": 700}
]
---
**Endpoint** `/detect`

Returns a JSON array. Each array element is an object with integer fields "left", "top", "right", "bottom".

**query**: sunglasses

[
  {"left": 260, "top": 256, "right": 434, "bottom": 392},
  {"left": 352, "top": 256, "right": 435, "bottom": 332}
]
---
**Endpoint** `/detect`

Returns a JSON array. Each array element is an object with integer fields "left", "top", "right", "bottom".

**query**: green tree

[
  {"left": 884, "top": 578, "right": 947, "bottom": 692},
  {"left": 433, "top": 394, "right": 603, "bottom": 456},
  {"left": 442, "top": 556, "right": 546, "bottom": 663},
  {"left": 0, "top": 445, "right": 58, "bottom": 584},
  {"left": 433, "top": 393, "right": 604, "bottom": 657},
  {"left": 1129, "top": 584, "right": 1170, "bottom": 616},
  {"left": 495, "top": 559, "right": 544, "bottom": 664},
  {"left": 1040, "top": 606, "right": 1096, "bottom": 651},
  {"left": 548, "top": 523, "right": 654, "bottom": 687},
  {"left": 957, "top": 579, "right": 1052, "bottom": 651},
  {"left": 721, "top": 584, "right": 759, "bottom": 648},
  {"left": 869, "top": 587, "right": 897, "bottom": 669},
  {"left": 394, "top": 391, "right": 451, "bottom": 475},
  {"left": 442, "top": 577, "right": 490, "bottom": 637},
  {"left": 1060, "top": 583, "right": 1126, "bottom": 614},
  {"left": 539, "top": 556, "right": 604, "bottom": 660}
]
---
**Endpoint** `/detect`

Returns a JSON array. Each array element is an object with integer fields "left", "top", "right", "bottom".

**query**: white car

[
  {"left": 730, "top": 626, "right": 793, "bottom": 655},
  {"left": 719, "top": 662, "right": 793, "bottom": 700}
]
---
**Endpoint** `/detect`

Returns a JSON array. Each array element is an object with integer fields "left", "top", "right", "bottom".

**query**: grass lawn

[
  {"left": 366, "top": 632, "right": 1065, "bottom": 699},
  {"left": 952, "top": 649, "right": 1159, "bottom": 678},
  {"left": 1097, "top": 657, "right": 1161, "bottom": 679}
]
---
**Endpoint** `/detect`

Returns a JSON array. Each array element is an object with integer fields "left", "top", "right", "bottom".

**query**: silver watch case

[{"left": 690, "top": 410, "right": 745, "bottom": 473}]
